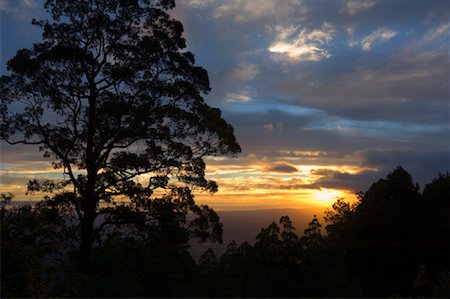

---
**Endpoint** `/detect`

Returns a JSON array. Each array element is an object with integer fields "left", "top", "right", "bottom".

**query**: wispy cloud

[
  {"left": 268, "top": 23, "right": 335, "bottom": 62},
  {"left": 362, "top": 28, "right": 397, "bottom": 51},
  {"left": 230, "top": 63, "right": 260, "bottom": 81},
  {"left": 0, "top": 0, "right": 10, "bottom": 12},
  {"left": 224, "top": 91, "right": 253, "bottom": 102},
  {"left": 213, "top": 0, "right": 304, "bottom": 23},
  {"left": 345, "top": 0, "right": 376, "bottom": 16},
  {"left": 181, "top": 0, "right": 215, "bottom": 8},
  {"left": 0, "top": 0, "right": 38, "bottom": 17},
  {"left": 424, "top": 22, "right": 450, "bottom": 42},
  {"left": 345, "top": 27, "right": 359, "bottom": 47},
  {"left": 263, "top": 123, "right": 274, "bottom": 132}
]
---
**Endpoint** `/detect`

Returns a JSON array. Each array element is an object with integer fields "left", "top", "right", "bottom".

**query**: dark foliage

[
  {"left": 1, "top": 0, "right": 240, "bottom": 266},
  {"left": 198, "top": 167, "right": 449, "bottom": 298}
]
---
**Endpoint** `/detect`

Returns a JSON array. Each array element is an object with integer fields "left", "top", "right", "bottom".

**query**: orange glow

[
  {"left": 313, "top": 188, "right": 344, "bottom": 205},
  {"left": 3, "top": 153, "right": 366, "bottom": 211}
]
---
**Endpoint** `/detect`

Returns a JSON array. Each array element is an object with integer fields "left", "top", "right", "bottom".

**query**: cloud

[
  {"left": 224, "top": 91, "right": 253, "bottom": 102},
  {"left": 230, "top": 63, "right": 260, "bottom": 81},
  {"left": 345, "top": 27, "right": 359, "bottom": 47},
  {"left": 279, "top": 150, "right": 328, "bottom": 158},
  {"left": 424, "top": 22, "right": 450, "bottom": 42},
  {"left": 268, "top": 23, "right": 335, "bottom": 62},
  {"left": 309, "top": 168, "right": 380, "bottom": 191},
  {"left": 362, "top": 28, "right": 397, "bottom": 51},
  {"left": 0, "top": 143, "right": 52, "bottom": 166},
  {"left": 0, "top": 0, "right": 10, "bottom": 12},
  {"left": 21, "top": 0, "right": 36, "bottom": 8},
  {"left": 263, "top": 123, "right": 274, "bottom": 131},
  {"left": 213, "top": 0, "right": 304, "bottom": 23},
  {"left": 267, "top": 163, "right": 298, "bottom": 173},
  {"left": 0, "top": 0, "right": 38, "bottom": 16},
  {"left": 345, "top": 0, "right": 376, "bottom": 16},
  {"left": 361, "top": 150, "right": 449, "bottom": 184},
  {"left": 223, "top": 106, "right": 448, "bottom": 189},
  {"left": 181, "top": 0, "right": 215, "bottom": 8},
  {"left": 282, "top": 50, "right": 449, "bottom": 124},
  {"left": 0, "top": 174, "right": 30, "bottom": 186}
]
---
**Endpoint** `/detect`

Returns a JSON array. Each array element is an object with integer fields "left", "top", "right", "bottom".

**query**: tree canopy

[{"left": 0, "top": 0, "right": 240, "bottom": 263}]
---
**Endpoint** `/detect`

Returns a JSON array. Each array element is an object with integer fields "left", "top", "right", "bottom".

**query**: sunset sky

[{"left": 1, "top": 0, "right": 449, "bottom": 210}]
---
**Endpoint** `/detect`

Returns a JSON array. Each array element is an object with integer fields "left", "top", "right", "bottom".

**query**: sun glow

[
  {"left": 314, "top": 188, "right": 344, "bottom": 205},
  {"left": 3, "top": 150, "right": 365, "bottom": 211}
]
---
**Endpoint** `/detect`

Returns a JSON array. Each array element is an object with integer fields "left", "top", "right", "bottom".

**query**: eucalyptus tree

[{"left": 0, "top": 0, "right": 240, "bottom": 264}]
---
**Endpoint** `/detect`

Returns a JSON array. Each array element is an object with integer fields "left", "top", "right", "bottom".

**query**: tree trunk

[
  {"left": 79, "top": 194, "right": 97, "bottom": 269},
  {"left": 79, "top": 79, "right": 98, "bottom": 268}
]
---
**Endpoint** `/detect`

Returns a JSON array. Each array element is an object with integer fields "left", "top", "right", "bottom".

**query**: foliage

[
  {"left": 1, "top": 197, "right": 68, "bottom": 297},
  {"left": 194, "top": 168, "right": 449, "bottom": 298},
  {"left": 0, "top": 0, "right": 240, "bottom": 264}
]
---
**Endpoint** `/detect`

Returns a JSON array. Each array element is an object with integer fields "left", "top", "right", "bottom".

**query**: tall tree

[
  {"left": 348, "top": 166, "right": 424, "bottom": 295},
  {"left": 0, "top": 0, "right": 240, "bottom": 265}
]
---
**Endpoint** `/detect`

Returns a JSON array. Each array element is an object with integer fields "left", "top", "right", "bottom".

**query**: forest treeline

[{"left": 1, "top": 166, "right": 449, "bottom": 298}]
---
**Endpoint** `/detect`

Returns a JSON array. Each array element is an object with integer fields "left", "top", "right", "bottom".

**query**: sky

[{"left": 0, "top": 0, "right": 449, "bottom": 210}]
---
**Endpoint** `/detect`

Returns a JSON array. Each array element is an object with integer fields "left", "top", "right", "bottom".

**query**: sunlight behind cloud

[
  {"left": 268, "top": 23, "right": 334, "bottom": 62},
  {"left": 314, "top": 188, "right": 343, "bottom": 205},
  {"left": 224, "top": 91, "right": 253, "bottom": 102},
  {"left": 269, "top": 43, "right": 327, "bottom": 61}
]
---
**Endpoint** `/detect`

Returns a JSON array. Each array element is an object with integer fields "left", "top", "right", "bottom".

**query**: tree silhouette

[
  {"left": 346, "top": 167, "right": 428, "bottom": 295},
  {"left": 423, "top": 172, "right": 449, "bottom": 204},
  {"left": 301, "top": 215, "right": 322, "bottom": 249},
  {"left": 420, "top": 172, "right": 450, "bottom": 295},
  {"left": 324, "top": 198, "right": 355, "bottom": 241},
  {"left": 1, "top": 197, "right": 68, "bottom": 297},
  {"left": 255, "top": 221, "right": 282, "bottom": 254},
  {"left": 213, "top": 217, "right": 304, "bottom": 298},
  {"left": 0, "top": 0, "right": 240, "bottom": 265}
]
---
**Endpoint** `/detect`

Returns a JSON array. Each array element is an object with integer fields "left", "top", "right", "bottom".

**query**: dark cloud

[
  {"left": 267, "top": 163, "right": 298, "bottom": 173},
  {"left": 361, "top": 150, "right": 450, "bottom": 186},
  {"left": 280, "top": 51, "right": 449, "bottom": 125},
  {"left": 303, "top": 149, "right": 449, "bottom": 192},
  {"left": 309, "top": 168, "right": 381, "bottom": 192},
  {"left": 310, "top": 151, "right": 449, "bottom": 192},
  {"left": 0, "top": 143, "right": 50, "bottom": 165},
  {"left": 0, "top": 175, "right": 29, "bottom": 186},
  {"left": 228, "top": 109, "right": 444, "bottom": 157},
  {"left": 223, "top": 109, "right": 321, "bottom": 129}
]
